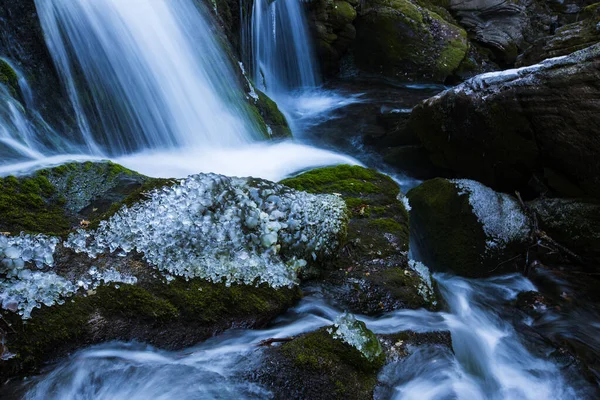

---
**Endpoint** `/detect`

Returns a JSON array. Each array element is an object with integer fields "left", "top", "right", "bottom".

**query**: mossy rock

[
  {"left": 256, "top": 326, "right": 384, "bottom": 399},
  {"left": 352, "top": 0, "right": 468, "bottom": 82},
  {"left": 253, "top": 89, "right": 292, "bottom": 139},
  {"left": 0, "top": 161, "right": 156, "bottom": 236},
  {"left": 407, "top": 178, "right": 531, "bottom": 277},
  {"left": 282, "top": 165, "right": 436, "bottom": 313},
  {"left": 0, "top": 272, "right": 301, "bottom": 381},
  {"left": 0, "top": 173, "right": 72, "bottom": 235},
  {"left": 0, "top": 59, "right": 21, "bottom": 100}
]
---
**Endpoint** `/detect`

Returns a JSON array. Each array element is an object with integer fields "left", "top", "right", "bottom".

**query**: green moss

[
  {"left": 368, "top": 217, "right": 409, "bottom": 240},
  {"left": 253, "top": 89, "right": 292, "bottom": 139},
  {"left": 278, "top": 327, "right": 384, "bottom": 399},
  {"left": 0, "top": 173, "right": 72, "bottom": 235},
  {"left": 281, "top": 165, "right": 398, "bottom": 200},
  {"left": 283, "top": 165, "right": 409, "bottom": 253},
  {"left": 407, "top": 178, "right": 494, "bottom": 277},
  {"left": 436, "top": 35, "right": 469, "bottom": 78},
  {"left": 330, "top": 1, "right": 357, "bottom": 27},
  {"left": 1, "top": 277, "right": 301, "bottom": 380},
  {"left": 0, "top": 58, "right": 20, "bottom": 99},
  {"left": 368, "top": 267, "right": 431, "bottom": 308}
]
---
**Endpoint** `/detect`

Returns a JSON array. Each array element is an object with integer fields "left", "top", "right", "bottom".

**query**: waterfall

[
  {"left": 0, "top": 0, "right": 358, "bottom": 180},
  {"left": 34, "top": 0, "right": 263, "bottom": 155},
  {"left": 248, "top": 0, "right": 320, "bottom": 96}
]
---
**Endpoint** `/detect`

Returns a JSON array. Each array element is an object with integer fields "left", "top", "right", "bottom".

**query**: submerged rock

[
  {"left": 352, "top": 0, "right": 469, "bottom": 82},
  {"left": 410, "top": 44, "right": 600, "bottom": 198},
  {"left": 407, "top": 178, "right": 531, "bottom": 277}
]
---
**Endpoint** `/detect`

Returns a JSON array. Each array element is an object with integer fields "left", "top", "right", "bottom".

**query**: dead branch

[{"left": 257, "top": 337, "right": 295, "bottom": 347}]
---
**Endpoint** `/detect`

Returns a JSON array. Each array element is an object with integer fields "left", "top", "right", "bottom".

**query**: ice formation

[
  {"left": 0, "top": 234, "right": 59, "bottom": 276},
  {"left": 453, "top": 179, "right": 530, "bottom": 251},
  {"left": 65, "top": 173, "right": 348, "bottom": 287},
  {"left": 408, "top": 259, "right": 437, "bottom": 306},
  {"left": 329, "top": 312, "right": 383, "bottom": 362},
  {"left": 0, "top": 271, "right": 76, "bottom": 319}
]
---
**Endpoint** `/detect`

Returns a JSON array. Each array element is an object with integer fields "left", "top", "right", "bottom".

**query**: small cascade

[
  {"left": 35, "top": 0, "right": 263, "bottom": 155},
  {"left": 0, "top": 63, "right": 72, "bottom": 167},
  {"left": 247, "top": 0, "right": 320, "bottom": 96}
]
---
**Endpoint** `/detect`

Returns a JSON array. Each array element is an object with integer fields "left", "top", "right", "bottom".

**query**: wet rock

[
  {"left": 407, "top": 178, "right": 531, "bottom": 277},
  {"left": 282, "top": 165, "right": 437, "bottom": 313},
  {"left": 517, "top": 8, "right": 600, "bottom": 67},
  {"left": 0, "top": 161, "right": 351, "bottom": 382},
  {"left": 447, "top": 0, "right": 555, "bottom": 64},
  {"left": 410, "top": 44, "right": 600, "bottom": 198},
  {"left": 255, "top": 321, "right": 384, "bottom": 400},
  {"left": 306, "top": 0, "right": 359, "bottom": 75},
  {"left": 529, "top": 197, "right": 600, "bottom": 269},
  {"left": 352, "top": 0, "right": 469, "bottom": 82}
]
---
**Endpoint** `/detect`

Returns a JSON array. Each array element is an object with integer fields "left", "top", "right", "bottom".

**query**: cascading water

[
  {"left": 9, "top": 274, "right": 597, "bottom": 399},
  {"left": 35, "top": 0, "right": 262, "bottom": 154},
  {"left": 0, "top": 0, "right": 358, "bottom": 180},
  {"left": 245, "top": 0, "right": 361, "bottom": 133},
  {"left": 247, "top": 0, "right": 320, "bottom": 95}
]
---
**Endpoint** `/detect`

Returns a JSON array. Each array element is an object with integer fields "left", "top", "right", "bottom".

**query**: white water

[
  {"left": 0, "top": 0, "right": 358, "bottom": 179},
  {"left": 249, "top": 0, "right": 319, "bottom": 95},
  {"left": 19, "top": 274, "right": 593, "bottom": 400},
  {"left": 35, "top": 0, "right": 262, "bottom": 153}
]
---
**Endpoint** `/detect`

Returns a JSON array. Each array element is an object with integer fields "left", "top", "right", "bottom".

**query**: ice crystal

[
  {"left": 0, "top": 234, "right": 59, "bottom": 277},
  {"left": 453, "top": 179, "right": 530, "bottom": 251},
  {"left": 329, "top": 313, "right": 383, "bottom": 362},
  {"left": 0, "top": 271, "right": 76, "bottom": 319},
  {"left": 408, "top": 259, "right": 437, "bottom": 306},
  {"left": 65, "top": 173, "right": 347, "bottom": 288}
]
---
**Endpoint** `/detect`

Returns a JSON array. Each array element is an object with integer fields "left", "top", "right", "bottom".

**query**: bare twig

[{"left": 257, "top": 337, "right": 295, "bottom": 347}]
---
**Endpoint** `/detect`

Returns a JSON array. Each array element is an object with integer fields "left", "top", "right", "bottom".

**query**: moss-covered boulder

[
  {"left": 407, "top": 178, "right": 531, "bottom": 277},
  {"left": 352, "top": 0, "right": 469, "bottom": 82},
  {"left": 529, "top": 197, "right": 600, "bottom": 269},
  {"left": 252, "top": 89, "right": 292, "bottom": 139},
  {"left": 0, "top": 161, "right": 154, "bottom": 235},
  {"left": 282, "top": 165, "right": 437, "bottom": 313},
  {"left": 255, "top": 316, "right": 385, "bottom": 399},
  {"left": 0, "top": 272, "right": 300, "bottom": 381},
  {"left": 0, "top": 161, "right": 351, "bottom": 382},
  {"left": 307, "top": 0, "right": 359, "bottom": 75},
  {"left": 410, "top": 44, "right": 600, "bottom": 198}
]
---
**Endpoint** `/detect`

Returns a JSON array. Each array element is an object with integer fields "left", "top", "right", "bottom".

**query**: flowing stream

[
  {"left": 0, "top": 0, "right": 598, "bottom": 398},
  {"left": 9, "top": 274, "right": 594, "bottom": 399}
]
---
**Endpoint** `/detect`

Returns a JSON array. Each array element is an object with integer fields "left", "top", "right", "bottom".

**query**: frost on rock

[
  {"left": 453, "top": 179, "right": 530, "bottom": 251},
  {"left": 0, "top": 234, "right": 59, "bottom": 277},
  {"left": 0, "top": 233, "right": 138, "bottom": 319},
  {"left": 0, "top": 271, "right": 76, "bottom": 319},
  {"left": 408, "top": 259, "right": 437, "bottom": 306},
  {"left": 65, "top": 173, "right": 348, "bottom": 288},
  {"left": 328, "top": 313, "right": 383, "bottom": 362}
]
